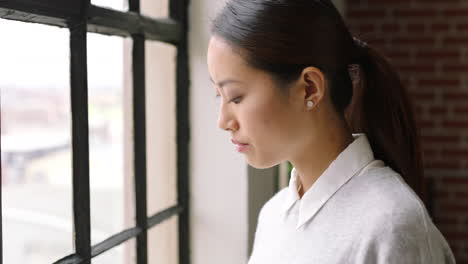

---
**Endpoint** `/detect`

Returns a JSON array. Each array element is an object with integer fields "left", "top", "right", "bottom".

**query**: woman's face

[{"left": 207, "top": 36, "right": 309, "bottom": 168}]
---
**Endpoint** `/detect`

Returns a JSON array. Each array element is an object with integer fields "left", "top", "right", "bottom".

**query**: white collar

[{"left": 280, "top": 133, "right": 378, "bottom": 229}]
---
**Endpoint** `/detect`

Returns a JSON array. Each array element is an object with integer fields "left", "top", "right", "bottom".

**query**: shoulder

[
  {"left": 257, "top": 187, "right": 289, "bottom": 220},
  {"left": 348, "top": 165, "right": 437, "bottom": 261},
  {"left": 350, "top": 164, "right": 428, "bottom": 223},
  {"left": 334, "top": 164, "right": 433, "bottom": 239}
]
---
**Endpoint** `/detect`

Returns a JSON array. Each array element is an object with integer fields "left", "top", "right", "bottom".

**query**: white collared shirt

[{"left": 248, "top": 133, "right": 455, "bottom": 264}]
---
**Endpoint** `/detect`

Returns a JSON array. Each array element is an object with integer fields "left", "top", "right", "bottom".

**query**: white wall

[{"left": 189, "top": 0, "right": 250, "bottom": 263}]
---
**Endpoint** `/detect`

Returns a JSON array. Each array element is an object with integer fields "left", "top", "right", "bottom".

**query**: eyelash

[
  {"left": 215, "top": 94, "right": 242, "bottom": 104},
  {"left": 231, "top": 96, "right": 242, "bottom": 104}
]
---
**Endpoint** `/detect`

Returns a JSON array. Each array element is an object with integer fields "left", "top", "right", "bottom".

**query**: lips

[
  {"left": 231, "top": 138, "right": 249, "bottom": 146},
  {"left": 231, "top": 138, "right": 250, "bottom": 152}
]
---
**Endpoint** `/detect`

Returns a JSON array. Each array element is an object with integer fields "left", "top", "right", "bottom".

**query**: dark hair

[{"left": 210, "top": 0, "right": 424, "bottom": 198}]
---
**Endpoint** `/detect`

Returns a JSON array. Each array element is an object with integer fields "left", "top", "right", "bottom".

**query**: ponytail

[{"left": 345, "top": 39, "right": 425, "bottom": 201}]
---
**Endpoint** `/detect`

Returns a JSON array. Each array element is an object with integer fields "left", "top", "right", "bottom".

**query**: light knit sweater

[{"left": 248, "top": 133, "right": 456, "bottom": 264}]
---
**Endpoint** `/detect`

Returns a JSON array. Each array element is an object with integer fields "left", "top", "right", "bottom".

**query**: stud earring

[{"left": 307, "top": 100, "right": 314, "bottom": 108}]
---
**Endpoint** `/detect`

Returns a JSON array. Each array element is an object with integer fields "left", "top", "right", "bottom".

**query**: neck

[{"left": 291, "top": 119, "right": 354, "bottom": 199}]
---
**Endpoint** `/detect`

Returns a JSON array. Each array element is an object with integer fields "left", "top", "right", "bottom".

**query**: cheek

[
  {"left": 244, "top": 102, "right": 293, "bottom": 167},
  {"left": 244, "top": 98, "right": 289, "bottom": 140},
  {"left": 244, "top": 100, "right": 272, "bottom": 130}
]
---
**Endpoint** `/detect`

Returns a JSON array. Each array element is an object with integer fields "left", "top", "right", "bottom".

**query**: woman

[{"left": 207, "top": 0, "right": 456, "bottom": 263}]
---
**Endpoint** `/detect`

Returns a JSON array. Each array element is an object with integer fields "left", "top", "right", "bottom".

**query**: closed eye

[
  {"left": 215, "top": 94, "right": 242, "bottom": 104},
  {"left": 231, "top": 96, "right": 242, "bottom": 104}
]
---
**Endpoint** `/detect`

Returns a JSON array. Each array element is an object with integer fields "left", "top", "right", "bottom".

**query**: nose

[{"left": 217, "top": 104, "right": 239, "bottom": 132}]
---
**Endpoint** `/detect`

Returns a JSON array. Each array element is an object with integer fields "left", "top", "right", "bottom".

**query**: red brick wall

[{"left": 344, "top": 0, "right": 468, "bottom": 261}]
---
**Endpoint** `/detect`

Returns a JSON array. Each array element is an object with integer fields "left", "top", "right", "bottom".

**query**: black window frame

[{"left": 0, "top": 0, "right": 190, "bottom": 263}]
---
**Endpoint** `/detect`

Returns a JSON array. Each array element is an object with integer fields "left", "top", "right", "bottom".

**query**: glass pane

[
  {"left": 141, "top": 0, "right": 169, "bottom": 19},
  {"left": 92, "top": 0, "right": 128, "bottom": 12},
  {"left": 88, "top": 33, "right": 134, "bottom": 245},
  {"left": 144, "top": 40, "right": 177, "bottom": 217},
  {"left": 92, "top": 238, "right": 136, "bottom": 264},
  {"left": 148, "top": 217, "right": 179, "bottom": 264},
  {"left": 0, "top": 19, "right": 73, "bottom": 263}
]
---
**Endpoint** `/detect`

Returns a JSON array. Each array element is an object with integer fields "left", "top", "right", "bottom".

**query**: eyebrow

[{"left": 209, "top": 76, "right": 244, "bottom": 88}]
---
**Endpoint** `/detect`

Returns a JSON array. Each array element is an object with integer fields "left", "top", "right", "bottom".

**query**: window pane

[
  {"left": 144, "top": 40, "right": 177, "bottom": 218},
  {"left": 141, "top": 0, "right": 168, "bottom": 19},
  {"left": 88, "top": 33, "right": 134, "bottom": 245},
  {"left": 92, "top": 238, "right": 136, "bottom": 264},
  {"left": 0, "top": 19, "right": 72, "bottom": 263},
  {"left": 148, "top": 217, "right": 179, "bottom": 264},
  {"left": 92, "top": 0, "right": 128, "bottom": 12}
]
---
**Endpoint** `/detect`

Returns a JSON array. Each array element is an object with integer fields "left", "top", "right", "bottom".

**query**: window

[{"left": 0, "top": 0, "right": 190, "bottom": 263}]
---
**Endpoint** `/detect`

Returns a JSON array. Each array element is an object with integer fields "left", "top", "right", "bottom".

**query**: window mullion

[
  {"left": 0, "top": 0, "right": 80, "bottom": 21},
  {"left": 69, "top": 1, "right": 91, "bottom": 262},
  {"left": 169, "top": 1, "right": 191, "bottom": 264},
  {"left": 132, "top": 33, "right": 148, "bottom": 264},
  {"left": 129, "top": 0, "right": 148, "bottom": 263},
  {"left": 86, "top": 5, "right": 180, "bottom": 43}
]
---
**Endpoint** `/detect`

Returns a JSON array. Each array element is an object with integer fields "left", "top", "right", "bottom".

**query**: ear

[{"left": 299, "top": 66, "right": 326, "bottom": 110}]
